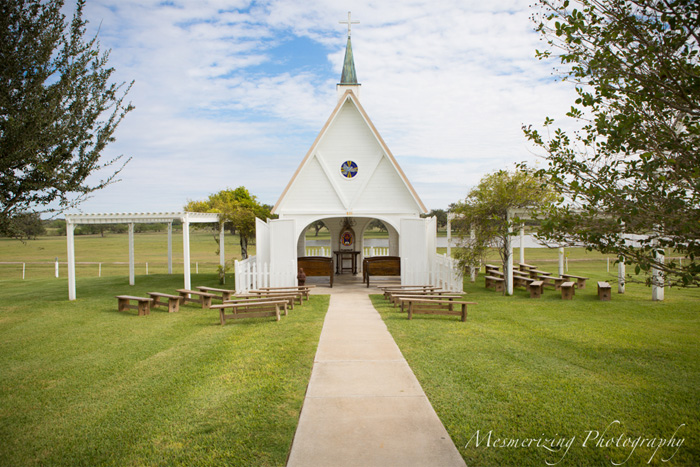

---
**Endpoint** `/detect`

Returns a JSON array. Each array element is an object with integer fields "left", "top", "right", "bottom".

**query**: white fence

[
  {"left": 234, "top": 256, "right": 297, "bottom": 293},
  {"left": 431, "top": 253, "right": 464, "bottom": 292},
  {"left": 303, "top": 246, "right": 390, "bottom": 257},
  {"left": 400, "top": 254, "right": 463, "bottom": 292}
]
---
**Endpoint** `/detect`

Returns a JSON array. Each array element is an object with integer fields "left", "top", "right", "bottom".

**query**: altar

[{"left": 334, "top": 250, "right": 360, "bottom": 274}]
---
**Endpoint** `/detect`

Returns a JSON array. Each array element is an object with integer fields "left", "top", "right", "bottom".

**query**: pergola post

[
  {"left": 128, "top": 223, "right": 135, "bottom": 286},
  {"left": 446, "top": 213, "right": 453, "bottom": 258},
  {"left": 652, "top": 249, "right": 665, "bottom": 301},
  {"left": 219, "top": 222, "right": 225, "bottom": 269},
  {"left": 67, "top": 220, "right": 76, "bottom": 301},
  {"left": 618, "top": 257, "right": 626, "bottom": 294},
  {"left": 558, "top": 247, "right": 565, "bottom": 277},
  {"left": 470, "top": 227, "right": 476, "bottom": 282},
  {"left": 519, "top": 224, "right": 525, "bottom": 265},
  {"left": 182, "top": 216, "right": 191, "bottom": 290},
  {"left": 167, "top": 221, "right": 173, "bottom": 274}
]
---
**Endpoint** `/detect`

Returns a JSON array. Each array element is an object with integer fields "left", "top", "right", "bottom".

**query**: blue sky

[{"left": 69, "top": 0, "right": 578, "bottom": 213}]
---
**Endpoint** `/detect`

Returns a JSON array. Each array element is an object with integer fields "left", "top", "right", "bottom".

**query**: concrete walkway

[{"left": 286, "top": 277, "right": 466, "bottom": 467}]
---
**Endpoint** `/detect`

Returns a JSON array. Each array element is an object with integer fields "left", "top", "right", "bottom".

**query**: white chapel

[{"left": 243, "top": 20, "right": 462, "bottom": 292}]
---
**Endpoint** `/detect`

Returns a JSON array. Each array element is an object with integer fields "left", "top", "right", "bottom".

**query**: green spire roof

[{"left": 339, "top": 35, "right": 358, "bottom": 85}]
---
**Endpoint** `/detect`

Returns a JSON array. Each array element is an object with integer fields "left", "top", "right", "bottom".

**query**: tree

[
  {"left": 523, "top": 0, "right": 700, "bottom": 286},
  {"left": 451, "top": 170, "right": 556, "bottom": 292},
  {"left": 6, "top": 212, "right": 45, "bottom": 239},
  {"left": 185, "top": 187, "right": 271, "bottom": 259},
  {"left": 0, "top": 0, "right": 134, "bottom": 237},
  {"left": 421, "top": 209, "right": 448, "bottom": 230}
]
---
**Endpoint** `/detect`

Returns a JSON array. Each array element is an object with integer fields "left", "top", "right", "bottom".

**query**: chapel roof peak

[{"left": 338, "top": 12, "right": 359, "bottom": 86}]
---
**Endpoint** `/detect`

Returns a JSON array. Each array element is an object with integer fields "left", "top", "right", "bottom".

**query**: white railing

[
  {"left": 234, "top": 256, "right": 297, "bottom": 293},
  {"left": 305, "top": 246, "right": 331, "bottom": 257},
  {"left": 430, "top": 253, "right": 464, "bottom": 292},
  {"left": 363, "top": 246, "right": 389, "bottom": 257}
]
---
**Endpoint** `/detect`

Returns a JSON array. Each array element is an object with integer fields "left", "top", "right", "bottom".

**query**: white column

[
  {"left": 470, "top": 228, "right": 476, "bottom": 282},
  {"left": 506, "top": 232, "right": 514, "bottom": 296},
  {"left": 558, "top": 247, "right": 565, "bottom": 277},
  {"left": 446, "top": 214, "right": 453, "bottom": 257},
  {"left": 219, "top": 222, "right": 225, "bottom": 269},
  {"left": 519, "top": 224, "right": 525, "bottom": 265},
  {"left": 128, "top": 223, "right": 135, "bottom": 286},
  {"left": 67, "top": 221, "right": 76, "bottom": 300},
  {"left": 167, "top": 221, "right": 173, "bottom": 274},
  {"left": 182, "top": 217, "right": 191, "bottom": 290},
  {"left": 618, "top": 257, "right": 625, "bottom": 294},
  {"left": 652, "top": 250, "right": 665, "bottom": 301}
]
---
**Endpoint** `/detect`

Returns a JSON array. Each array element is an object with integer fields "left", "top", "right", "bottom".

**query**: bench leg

[
  {"left": 202, "top": 297, "right": 212, "bottom": 309},
  {"left": 167, "top": 298, "right": 179, "bottom": 313},
  {"left": 138, "top": 301, "right": 150, "bottom": 316},
  {"left": 275, "top": 304, "right": 281, "bottom": 321},
  {"left": 460, "top": 304, "right": 467, "bottom": 322},
  {"left": 118, "top": 298, "right": 129, "bottom": 312},
  {"left": 220, "top": 309, "right": 226, "bottom": 325},
  {"left": 408, "top": 302, "right": 413, "bottom": 320}
]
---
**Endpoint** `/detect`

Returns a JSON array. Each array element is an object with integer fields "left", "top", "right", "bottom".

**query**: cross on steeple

[{"left": 339, "top": 11, "right": 359, "bottom": 37}]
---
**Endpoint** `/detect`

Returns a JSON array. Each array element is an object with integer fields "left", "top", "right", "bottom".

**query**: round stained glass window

[{"left": 340, "top": 160, "right": 358, "bottom": 179}]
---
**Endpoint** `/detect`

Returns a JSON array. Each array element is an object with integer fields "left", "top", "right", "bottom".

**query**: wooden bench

[
  {"left": 297, "top": 256, "right": 334, "bottom": 287},
  {"left": 484, "top": 275, "right": 505, "bottom": 292},
  {"left": 399, "top": 298, "right": 477, "bottom": 322},
  {"left": 519, "top": 263, "right": 536, "bottom": 271},
  {"left": 147, "top": 292, "right": 181, "bottom": 313},
  {"left": 393, "top": 294, "right": 463, "bottom": 312},
  {"left": 235, "top": 291, "right": 300, "bottom": 309},
  {"left": 380, "top": 285, "right": 438, "bottom": 300},
  {"left": 597, "top": 281, "right": 612, "bottom": 301},
  {"left": 176, "top": 289, "right": 217, "bottom": 309},
  {"left": 513, "top": 275, "right": 535, "bottom": 288},
  {"left": 258, "top": 286, "right": 313, "bottom": 301},
  {"left": 196, "top": 286, "right": 235, "bottom": 301},
  {"left": 387, "top": 290, "right": 457, "bottom": 306},
  {"left": 212, "top": 299, "right": 289, "bottom": 325},
  {"left": 116, "top": 295, "right": 151, "bottom": 316},
  {"left": 364, "top": 256, "right": 401, "bottom": 287},
  {"left": 529, "top": 280, "right": 544, "bottom": 299},
  {"left": 562, "top": 274, "right": 589, "bottom": 289},
  {"left": 561, "top": 281, "right": 576, "bottom": 300},
  {"left": 529, "top": 269, "right": 551, "bottom": 279},
  {"left": 249, "top": 289, "right": 303, "bottom": 305},
  {"left": 540, "top": 275, "right": 566, "bottom": 290}
]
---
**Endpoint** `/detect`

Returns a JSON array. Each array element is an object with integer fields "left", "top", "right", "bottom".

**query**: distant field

[{"left": 0, "top": 231, "right": 252, "bottom": 280}]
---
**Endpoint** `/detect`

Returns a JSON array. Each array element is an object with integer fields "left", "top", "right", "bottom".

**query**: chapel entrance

[{"left": 296, "top": 216, "right": 399, "bottom": 275}]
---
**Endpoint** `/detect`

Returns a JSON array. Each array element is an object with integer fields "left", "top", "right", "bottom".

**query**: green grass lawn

[
  {"left": 0, "top": 273, "right": 328, "bottom": 466},
  {"left": 372, "top": 263, "right": 700, "bottom": 466}
]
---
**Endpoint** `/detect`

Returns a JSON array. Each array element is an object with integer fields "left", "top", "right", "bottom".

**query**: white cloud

[{"left": 66, "top": 0, "right": 578, "bottom": 214}]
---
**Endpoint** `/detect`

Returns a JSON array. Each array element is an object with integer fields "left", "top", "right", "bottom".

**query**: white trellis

[{"left": 65, "top": 211, "right": 222, "bottom": 300}]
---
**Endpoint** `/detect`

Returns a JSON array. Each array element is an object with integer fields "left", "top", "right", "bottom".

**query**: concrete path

[{"left": 286, "top": 277, "right": 466, "bottom": 467}]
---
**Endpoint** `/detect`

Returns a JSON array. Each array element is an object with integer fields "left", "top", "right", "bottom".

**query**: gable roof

[{"left": 272, "top": 89, "right": 428, "bottom": 215}]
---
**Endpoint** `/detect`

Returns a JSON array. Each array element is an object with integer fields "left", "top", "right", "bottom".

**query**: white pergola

[{"left": 65, "top": 212, "right": 222, "bottom": 300}]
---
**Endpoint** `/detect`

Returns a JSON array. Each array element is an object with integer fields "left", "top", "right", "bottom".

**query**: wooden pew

[
  {"left": 116, "top": 295, "right": 151, "bottom": 316},
  {"left": 529, "top": 281, "right": 544, "bottom": 299},
  {"left": 258, "top": 286, "right": 314, "bottom": 301},
  {"left": 212, "top": 299, "right": 289, "bottom": 325},
  {"left": 562, "top": 274, "right": 589, "bottom": 289},
  {"left": 399, "top": 298, "right": 477, "bottom": 322},
  {"left": 392, "top": 293, "right": 463, "bottom": 312},
  {"left": 297, "top": 256, "right": 334, "bottom": 287},
  {"left": 176, "top": 289, "right": 217, "bottom": 309},
  {"left": 380, "top": 285, "right": 438, "bottom": 300},
  {"left": 196, "top": 286, "right": 235, "bottom": 301},
  {"left": 147, "top": 292, "right": 181, "bottom": 313},
  {"left": 364, "top": 256, "right": 401, "bottom": 287},
  {"left": 484, "top": 275, "right": 505, "bottom": 292},
  {"left": 561, "top": 281, "right": 576, "bottom": 300}
]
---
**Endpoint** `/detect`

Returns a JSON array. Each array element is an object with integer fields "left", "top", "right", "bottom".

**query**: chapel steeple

[{"left": 337, "top": 12, "right": 361, "bottom": 100}]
